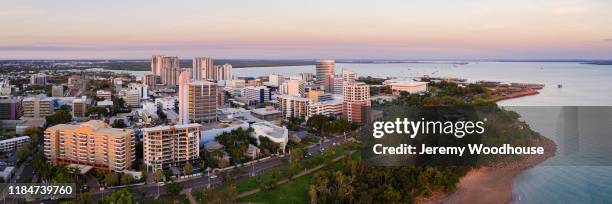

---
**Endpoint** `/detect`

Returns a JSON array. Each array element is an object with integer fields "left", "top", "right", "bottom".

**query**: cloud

[
  {"left": 552, "top": 7, "right": 590, "bottom": 15},
  {"left": 603, "top": 39, "right": 612, "bottom": 42}
]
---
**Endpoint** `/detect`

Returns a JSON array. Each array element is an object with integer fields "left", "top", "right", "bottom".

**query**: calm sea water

[{"left": 114, "top": 61, "right": 612, "bottom": 202}]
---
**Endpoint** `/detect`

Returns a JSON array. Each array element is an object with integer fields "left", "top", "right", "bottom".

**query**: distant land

[{"left": 1, "top": 59, "right": 611, "bottom": 71}]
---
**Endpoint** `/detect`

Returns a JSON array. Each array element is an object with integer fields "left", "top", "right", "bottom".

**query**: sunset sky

[{"left": 1, "top": 0, "right": 611, "bottom": 59}]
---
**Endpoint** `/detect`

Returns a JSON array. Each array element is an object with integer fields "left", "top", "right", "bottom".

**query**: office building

[
  {"left": 332, "top": 76, "right": 344, "bottom": 95},
  {"left": 52, "top": 85, "right": 64, "bottom": 97},
  {"left": 315, "top": 60, "right": 335, "bottom": 93},
  {"left": 276, "top": 94, "right": 309, "bottom": 119},
  {"left": 193, "top": 57, "right": 213, "bottom": 81},
  {"left": 44, "top": 120, "right": 135, "bottom": 172},
  {"left": 22, "top": 96, "right": 53, "bottom": 118},
  {"left": 142, "top": 123, "right": 202, "bottom": 171},
  {"left": 342, "top": 82, "right": 371, "bottom": 123},
  {"left": 72, "top": 96, "right": 87, "bottom": 118},
  {"left": 0, "top": 98, "right": 22, "bottom": 120},
  {"left": 299, "top": 73, "right": 315, "bottom": 82}
]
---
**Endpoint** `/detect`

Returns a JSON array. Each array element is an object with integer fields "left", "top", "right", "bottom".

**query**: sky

[{"left": 1, "top": 0, "right": 611, "bottom": 59}]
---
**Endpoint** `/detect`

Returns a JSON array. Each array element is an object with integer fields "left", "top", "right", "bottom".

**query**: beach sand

[{"left": 420, "top": 137, "right": 556, "bottom": 204}]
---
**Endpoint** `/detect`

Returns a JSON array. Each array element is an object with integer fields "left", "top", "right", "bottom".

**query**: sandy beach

[{"left": 420, "top": 137, "right": 556, "bottom": 204}]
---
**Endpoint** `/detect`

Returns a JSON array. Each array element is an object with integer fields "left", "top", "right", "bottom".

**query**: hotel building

[
  {"left": 44, "top": 120, "right": 135, "bottom": 172},
  {"left": 142, "top": 123, "right": 202, "bottom": 171}
]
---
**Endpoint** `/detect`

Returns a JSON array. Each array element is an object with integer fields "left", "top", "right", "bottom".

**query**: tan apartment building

[
  {"left": 44, "top": 120, "right": 135, "bottom": 172},
  {"left": 22, "top": 95, "right": 53, "bottom": 118},
  {"left": 179, "top": 80, "right": 217, "bottom": 124},
  {"left": 275, "top": 94, "right": 309, "bottom": 119},
  {"left": 142, "top": 123, "right": 202, "bottom": 172}
]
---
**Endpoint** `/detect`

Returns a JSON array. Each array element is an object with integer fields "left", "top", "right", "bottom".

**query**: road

[{"left": 84, "top": 134, "right": 351, "bottom": 203}]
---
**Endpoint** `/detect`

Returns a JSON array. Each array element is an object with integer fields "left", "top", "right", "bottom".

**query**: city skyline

[{"left": 1, "top": 0, "right": 612, "bottom": 59}]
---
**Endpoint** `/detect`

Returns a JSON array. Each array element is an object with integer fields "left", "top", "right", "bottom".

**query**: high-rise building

[
  {"left": 52, "top": 85, "right": 64, "bottom": 97},
  {"left": 276, "top": 95, "right": 309, "bottom": 119},
  {"left": 299, "top": 73, "right": 315, "bottom": 82},
  {"left": 72, "top": 96, "right": 87, "bottom": 118},
  {"left": 218, "top": 63, "right": 233, "bottom": 81},
  {"left": 142, "top": 123, "right": 201, "bottom": 171},
  {"left": 0, "top": 98, "right": 22, "bottom": 120},
  {"left": 193, "top": 57, "right": 213, "bottom": 81},
  {"left": 342, "top": 82, "right": 371, "bottom": 123},
  {"left": 315, "top": 60, "right": 335, "bottom": 93},
  {"left": 153, "top": 55, "right": 180, "bottom": 86},
  {"left": 151, "top": 55, "right": 163, "bottom": 76},
  {"left": 22, "top": 95, "right": 53, "bottom": 118},
  {"left": 44, "top": 120, "right": 135, "bottom": 172},
  {"left": 179, "top": 80, "right": 217, "bottom": 124},
  {"left": 178, "top": 71, "right": 191, "bottom": 124},
  {"left": 30, "top": 73, "right": 48, "bottom": 85}
]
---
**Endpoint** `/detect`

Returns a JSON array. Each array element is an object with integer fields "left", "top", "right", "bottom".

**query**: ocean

[{"left": 113, "top": 61, "right": 612, "bottom": 202}]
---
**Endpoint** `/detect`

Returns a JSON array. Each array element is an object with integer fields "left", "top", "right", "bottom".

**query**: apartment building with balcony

[
  {"left": 44, "top": 120, "right": 135, "bottom": 172},
  {"left": 142, "top": 123, "right": 202, "bottom": 172}
]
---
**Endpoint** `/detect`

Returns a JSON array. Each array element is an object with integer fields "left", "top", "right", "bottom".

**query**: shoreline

[{"left": 419, "top": 132, "right": 557, "bottom": 204}]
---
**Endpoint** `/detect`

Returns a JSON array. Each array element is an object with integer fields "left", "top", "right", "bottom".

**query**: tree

[
  {"left": 23, "top": 127, "right": 43, "bottom": 145},
  {"left": 86, "top": 106, "right": 109, "bottom": 117},
  {"left": 183, "top": 163, "right": 193, "bottom": 176},
  {"left": 307, "top": 115, "right": 329, "bottom": 136},
  {"left": 99, "top": 189, "right": 135, "bottom": 204},
  {"left": 164, "top": 169, "right": 174, "bottom": 181},
  {"left": 46, "top": 109, "right": 72, "bottom": 126},
  {"left": 104, "top": 172, "right": 119, "bottom": 187},
  {"left": 120, "top": 174, "right": 134, "bottom": 185},
  {"left": 203, "top": 184, "right": 237, "bottom": 204},
  {"left": 111, "top": 119, "right": 127, "bottom": 128},
  {"left": 16, "top": 144, "right": 31, "bottom": 162},
  {"left": 153, "top": 169, "right": 164, "bottom": 182}
]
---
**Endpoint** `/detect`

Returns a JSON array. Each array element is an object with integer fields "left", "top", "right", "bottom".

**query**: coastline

[{"left": 418, "top": 123, "right": 557, "bottom": 203}]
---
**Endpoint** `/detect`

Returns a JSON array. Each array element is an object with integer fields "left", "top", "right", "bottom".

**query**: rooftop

[{"left": 141, "top": 123, "right": 202, "bottom": 132}]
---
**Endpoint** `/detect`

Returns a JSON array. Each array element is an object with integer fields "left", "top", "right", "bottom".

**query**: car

[
  {"left": 157, "top": 182, "right": 165, "bottom": 186},
  {"left": 210, "top": 175, "right": 218, "bottom": 179}
]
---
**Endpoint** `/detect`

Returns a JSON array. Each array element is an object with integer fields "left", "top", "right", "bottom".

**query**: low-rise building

[
  {"left": 0, "top": 136, "right": 30, "bottom": 152},
  {"left": 0, "top": 98, "right": 22, "bottom": 120},
  {"left": 251, "top": 106, "right": 281, "bottom": 124},
  {"left": 251, "top": 122, "right": 288, "bottom": 152},
  {"left": 307, "top": 97, "right": 344, "bottom": 119},
  {"left": 72, "top": 96, "right": 87, "bottom": 118},
  {"left": 384, "top": 80, "right": 428, "bottom": 95},
  {"left": 96, "top": 90, "right": 112, "bottom": 100},
  {"left": 22, "top": 95, "right": 53, "bottom": 118}
]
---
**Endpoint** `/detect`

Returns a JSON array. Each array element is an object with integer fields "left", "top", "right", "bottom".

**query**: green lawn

[
  {"left": 237, "top": 173, "right": 314, "bottom": 204},
  {"left": 237, "top": 148, "right": 357, "bottom": 204}
]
